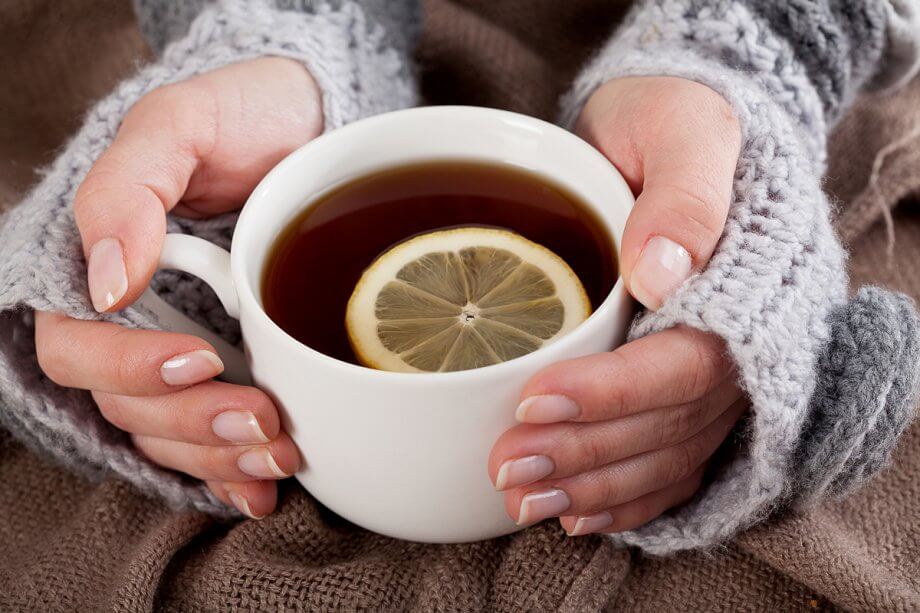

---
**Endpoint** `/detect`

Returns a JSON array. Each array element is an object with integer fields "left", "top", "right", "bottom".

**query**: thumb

[
  {"left": 73, "top": 85, "right": 211, "bottom": 313},
  {"left": 619, "top": 107, "right": 740, "bottom": 311},
  {"left": 74, "top": 59, "right": 322, "bottom": 314}
]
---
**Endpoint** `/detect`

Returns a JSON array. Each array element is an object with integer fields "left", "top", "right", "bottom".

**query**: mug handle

[{"left": 136, "top": 233, "right": 251, "bottom": 385}]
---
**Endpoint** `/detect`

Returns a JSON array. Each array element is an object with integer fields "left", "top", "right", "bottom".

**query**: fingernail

[
  {"left": 515, "top": 395, "right": 580, "bottom": 423},
  {"left": 517, "top": 488, "right": 571, "bottom": 525},
  {"left": 495, "top": 455, "right": 555, "bottom": 490},
  {"left": 160, "top": 350, "right": 224, "bottom": 386},
  {"left": 212, "top": 411, "right": 269, "bottom": 444},
  {"left": 567, "top": 511, "right": 613, "bottom": 536},
  {"left": 630, "top": 236, "right": 692, "bottom": 311},
  {"left": 229, "top": 491, "right": 264, "bottom": 520},
  {"left": 238, "top": 448, "right": 289, "bottom": 479},
  {"left": 87, "top": 237, "right": 128, "bottom": 312}
]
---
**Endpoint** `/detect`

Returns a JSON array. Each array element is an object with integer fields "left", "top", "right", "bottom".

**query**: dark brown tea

[{"left": 262, "top": 161, "right": 617, "bottom": 364}]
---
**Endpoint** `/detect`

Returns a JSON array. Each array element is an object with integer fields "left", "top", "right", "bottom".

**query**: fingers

[
  {"left": 133, "top": 433, "right": 301, "bottom": 482},
  {"left": 578, "top": 77, "right": 741, "bottom": 310},
  {"left": 491, "top": 378, "right": 740, "bottom": 488},
  {"left": 36, "top": 311, "right": 296, "bottom": 519},
  {"left": 35, "top": 312, "right": 223, "bottom": 396},
  {"left": 516, "top": 326, "right": 732, "bottom": 424},
  {"left": 560, "top": 467, "right": 705, "bottom": 536},
  {"left": 207, "top": 480, "right": 278, "bottom": 520},
  {"left": 92, "top": 381, "right": 280, "bottom": 446},
  {"left": 503, "top": 399, "right": 745, "bottom": 525}
]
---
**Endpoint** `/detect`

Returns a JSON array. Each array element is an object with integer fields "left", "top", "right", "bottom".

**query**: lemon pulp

[{"left": 345, "top": 227, "right": 591, "bottom": 373}]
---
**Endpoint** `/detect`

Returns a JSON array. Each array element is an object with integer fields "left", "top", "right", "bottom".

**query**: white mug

[{"left": 148, "top": 106, "right": 635, "bottom": 543}]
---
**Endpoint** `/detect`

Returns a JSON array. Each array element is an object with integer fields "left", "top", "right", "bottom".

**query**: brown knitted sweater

[{"left": 0, "top": 0, "right": 918, "bottom": 610}]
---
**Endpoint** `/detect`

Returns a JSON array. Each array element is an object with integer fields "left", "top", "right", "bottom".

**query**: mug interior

[{"left": 232, "top": 106, "right": 635, "bottom": 375}]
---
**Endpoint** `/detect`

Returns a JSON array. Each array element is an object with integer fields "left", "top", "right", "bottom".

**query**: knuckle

[
  {"left": 73, "top": 170, "right": 114, "bottom": 220},
  {"left": 706, "top": 92, "right": 742, "bottom": 145},
  {"left": 174, "top": 399, "right": 208, "bottom": 441},
  {"left": 132, "top": 83, "right": 186, "bottom": 118},
  {"left": 682, "top": 78, "right": 740, "bottom": 139},
  {"left": 692, "top": 329, "right": 728, "bottom": 366},
  {"left": 130, "top": 434, "right": 155, "bottom": 461},
  {"left": 663, "top": 183, "right": 725, "bottom": 243},
  {"left": 35, "top": 317, "right": 94, "bottom": 388},
  {"left": 93, "top": 393, "right": 126, "bottom": 429},
  {"left": 678, "top": 401, "right": 709, "bottom": 438},
  {"left": 663, "top": 439, "right": 704, "bottom": 485},
  {"left": 688, "top": 468, "right": 707, "bottom": 493},
  {"left": 568, "top": 428, "right": 608, "bottom": 472},
  {"left": 132, "top": 181, "right": 172, "bottom": 216},
  {"left": 112, "top": 337, "right": 146, "bottom": 389},
  {"left": 206, "top": 480, "right": 227, "bottom": 502},
  {"left": 680, "top": 470, "right": 706, "bottom": 503},
  {"left": 197, "top": 446, "right": 226, "bottom": 479},
  {"left": 593, "top": 352, "right": 637, "bottom": 418},
  {"left": 166, "top": 85, "right": 217, "bottom": 150},
  {"left": 682, "top": 364, "right": 713, "bottom": 403},
  {"left": 720, "top": 104, "right": 741, "bottom": 142},
  {"left": 655, "top": 404, "right": 697, "bottom": 448},
  {"left": 684, "top": 335, "right": 728, "bottom": 397},
  {"left": 112, "top": 355, "right": 136, "bottom": 390},
  {"left": 629, "top": 498, "right": 657, "bottom": 528},
  {"left": 591, "top": 468, "right": 622, "bottom": 509},
  {"left": 130, "top": 81, "right": 217, "bottom": 152}
]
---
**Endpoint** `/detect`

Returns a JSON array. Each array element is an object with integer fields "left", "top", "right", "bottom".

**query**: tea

[{"left": 262, "top": 161, "right": 618, "bottom": 365}]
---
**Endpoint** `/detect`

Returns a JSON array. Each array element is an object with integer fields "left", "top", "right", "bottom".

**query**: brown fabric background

[{"left": 1, "top": 1, "right": 919, "bottom": 611}]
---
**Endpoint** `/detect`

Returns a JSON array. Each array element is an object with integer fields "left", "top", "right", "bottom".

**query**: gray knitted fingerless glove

[
  {"left": 0, "top": 0, "right": 420, "bottom": 515},
  {"left": 559, "top": 0, "right": 920, "bottom": 554}
]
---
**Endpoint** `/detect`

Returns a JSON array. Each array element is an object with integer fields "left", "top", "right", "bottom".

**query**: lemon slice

[{"left": 346, "top": 227, "right": 591, "bottom": 373}]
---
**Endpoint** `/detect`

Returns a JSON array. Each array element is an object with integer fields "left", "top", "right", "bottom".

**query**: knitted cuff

[
  {"left": 794, "top": 287, "right": 920, "bottom": 507},
  {"left": 0, "top": 0, "right": 417, "bottom": 515},
  {"left": 873, "top": 0, "right": 920, "bottom": 90},
  {"left": 558, "top": 1, "right": 919, "bottom": 554},
  {"left": 154, "top": 0, "right": 419, "bottom": 130}
]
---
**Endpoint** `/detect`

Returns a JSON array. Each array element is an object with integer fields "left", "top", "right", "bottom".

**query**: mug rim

[{"left": 231, "top": 105, "right": 634, "bottom": 382}]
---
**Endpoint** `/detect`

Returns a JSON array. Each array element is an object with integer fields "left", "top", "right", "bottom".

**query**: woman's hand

[
  {"left": 490, "top": 326, "right": 744, "bottom": 535},
  {"left": 34, "top": 57, "right": 324, "bottom": 518},
  {"left": 490, "top": 76, "right": 745, "bottom": 535}
]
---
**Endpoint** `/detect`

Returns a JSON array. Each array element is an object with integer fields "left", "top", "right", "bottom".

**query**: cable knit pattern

[
  {"left": 559, "top": 0, "right": 920, "bottom": 554},
  {"left": 734, "top": 0, "right": 887, "bottom": 120},
  {"left": 876, "top": 0, "right": 920, "bottom": 89},
  {"left": 132, "top": 0, "right": 209, "bottom": 54},
  {"left": 0, "top": 0, "right": 418, "bottom": 515},
  {"left": 794, "top": 287, "right": 920, "bottom": 506}
]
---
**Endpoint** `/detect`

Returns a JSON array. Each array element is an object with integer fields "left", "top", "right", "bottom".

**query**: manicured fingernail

[
  {"left": 229, "top": 491, "right": 264, "bottom": 520},
  {"left": 515, "top": 395, "right": 580, "bottom": 423},
  {"left": 87, "top": 237, "right": 128, "bottom": 312},
  {"left": 212, "top": 411, "right": 269, "bottom": 444},
  {"left": 630, "top": 236, "right": 692, "bottom": 311},
  {"left": 238, "top": 448, "right": 289, "bottom": 479},
  {"left": 160, "top": 350, "right": 224, "bottom": 386},
  {"left": 495, "top": 455, "right": 555, "bottom": 490},
  {"left": 517, "top": 488, "right": 571, "bottom": 525},
  {"left": 567, "top": 511, "right": 613, "bottom": 536}
]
